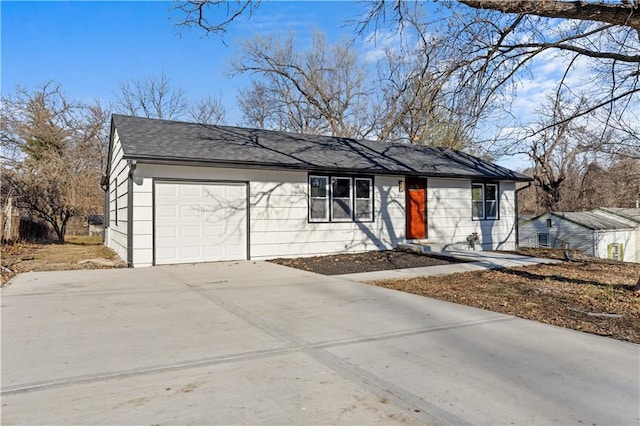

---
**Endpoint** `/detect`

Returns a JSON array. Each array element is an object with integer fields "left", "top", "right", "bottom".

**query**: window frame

[
  {"left": 608, "top": 243, "right": 624, "bottom": 261},
  {"left": 471, "top": 182, "right": 500, "bottom": 221},
  {"left": 354, "top": 177, "right": 373, "bottom": 221},
  {"left": 537, "top": 233, "right": 549, "bottom": 247},
  {"left": 330, "top": 176, "right": 353, "bottom": 222},
  {"left": 307, "top": 174, "right": 374, "bottom": 223},
  {"left": 471, "top": 183, "right": 485, "bottom": 220},
  {"left": 309, "top": 175, "right": 329, "bottom": 222}
]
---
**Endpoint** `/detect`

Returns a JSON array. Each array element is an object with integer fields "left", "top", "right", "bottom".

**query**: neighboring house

[
  {"left": 105, "top": 115, "right": 530, "bottom": 267},
  {"left": 519, "top": 209, "right": 640, "bottom": 263}
]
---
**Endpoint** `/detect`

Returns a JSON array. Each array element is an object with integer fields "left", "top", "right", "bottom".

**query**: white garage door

[{"left": 155, "top": 181, "right": 247, "bottom": 265}]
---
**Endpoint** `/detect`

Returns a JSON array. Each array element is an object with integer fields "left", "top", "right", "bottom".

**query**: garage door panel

[
  {"left": 156, "top": 184, "right": 178, "bottom": 197},
  {"left": 224, "top": 244, "right": 245, "bottom": 257},
  {"left": 180, "top": 185, "right": 200, "bottom": 197},
  {"left": 156, "top": 246, "right": 177, "bottom": 260},
  {"left": 156, "top": 205, "right": 178, "bottom": 218},
  {"left": 156, "top": 226, "right": 178, "bottom": 238},
  {"left": 180, "top": 226, "right": 200, "bottom": 238},
  {"left": 155, "top": 182, "right": 247, "bottom": 265},
  {"left": 179, "top": 205, "right": 201, "bottom": 217}
]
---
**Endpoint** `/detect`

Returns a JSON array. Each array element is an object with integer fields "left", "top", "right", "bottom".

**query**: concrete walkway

[
  {"left": 2, "top": 261, "right": 637, "bottom": 425},
  {"left": 337, "top": 248, "right": 562, "bottom": 282}
]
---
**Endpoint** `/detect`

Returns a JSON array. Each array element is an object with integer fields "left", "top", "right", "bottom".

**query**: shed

[{"left": 518, "top": 210, "right": 638, "bottom": 262}]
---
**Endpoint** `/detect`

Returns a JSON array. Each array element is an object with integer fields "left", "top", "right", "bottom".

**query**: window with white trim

[
  {"left": 355, "top": 178, "right": 373, "bottom": 220},
  {"left": 331, "top": 177, "right": 352, "bottom": 221},
  {"left": 472, "top": 183, "right": 499, "bottom": 220},
  {"left": 309, "top": 176, "right": 329, "bottom": 221},
  {"left": 308, "top": 175, "right": 373, "bottom": 222}
]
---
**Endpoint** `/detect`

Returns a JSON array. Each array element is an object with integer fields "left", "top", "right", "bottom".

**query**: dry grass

[{"left": 1, "top": 236, "right": 124, "bottom": 284}]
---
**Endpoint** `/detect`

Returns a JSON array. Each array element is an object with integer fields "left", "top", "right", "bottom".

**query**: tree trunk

[{"left": 459, "top": 0, "right": 640, "bottom": 31}]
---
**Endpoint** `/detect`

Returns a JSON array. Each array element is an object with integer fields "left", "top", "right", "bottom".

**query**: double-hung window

[
  {"left": 331, "top": 177, "right": 352, "bottom": 221},
  {"left": 472, "top": 183, "right": 499, "bottom": 220},
  {"left": 309, "top": 175, "right": 373, "bottom": 222},
  {"left": 354, "top": 178, "right": 373, "bottom": 221},
  {"left": 309, "top": 176, "right": 329, "bottom": 221}
]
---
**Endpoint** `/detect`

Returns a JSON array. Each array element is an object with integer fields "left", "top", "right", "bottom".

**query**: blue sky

[{"left": 2, "top": 1, "right": 366, "bottom": 119}]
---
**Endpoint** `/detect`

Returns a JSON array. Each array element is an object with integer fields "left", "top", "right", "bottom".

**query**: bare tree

[
  {"left": 114, "top": 74, "right": 227, "bottom": 124},
  {"left": 114, "top": 73, "right": 188, "bottom": 120},
  {"left": 233, "top": 31, "right": 372, "bottom": 138},
  {"left": 237, "top": 81, "right": 270, "bottom": 129},
  {"left": 519, "top": 154, "right": 640, "bottom": 215},
  {"left": 360, "top": 1, "right": 640, "bottom": 150},
  {"left": 175, "top": 1, "right": 639, "bottom": 149},
  {"left": 233, "top": 30, "right": 480, "bottom": 146},
  {"left": 1, "top": 83, "right": 106, "bottom": 242},
  {"left": 187, "top": 95, "right": 227, "bottom": 124},
  {"left": 509, "top": 93, "right": 597, "bottom": 211},
  {"left": 174, "top": 0, "right": 261, "bottom": 37},
  {"left": 373, "top": 43, "right": 483, "bottom": 149},
  {"left": 238, "top": 79, "right": 327, "bottom": 134}
]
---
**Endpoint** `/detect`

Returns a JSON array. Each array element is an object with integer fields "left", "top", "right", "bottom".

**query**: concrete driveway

[{"left": 2, "top": 261, "right": 638, "bottom": 425}]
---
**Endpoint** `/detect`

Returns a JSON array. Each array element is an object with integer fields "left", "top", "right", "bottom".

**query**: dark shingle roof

[{"left": 111, "top": 115, "right": 531, "bottom": 181}]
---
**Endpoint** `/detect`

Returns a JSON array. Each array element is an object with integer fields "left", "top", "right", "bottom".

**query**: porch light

[{"left": 399, "top": 180, "right": 404, "bottom": 192}]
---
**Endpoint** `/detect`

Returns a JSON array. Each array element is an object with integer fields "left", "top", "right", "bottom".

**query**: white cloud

[{"left": 361, "top": 29, "right": 405, "bottom": 63}]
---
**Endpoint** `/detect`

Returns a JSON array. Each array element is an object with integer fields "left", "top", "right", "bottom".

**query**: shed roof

[
  {"left": 111, "top": 115, "right": 531, "bottom": 181},
  {"left": 598, "top": 208, "right": 640, "bottom": 224},
  {"left": 551, "top": 212, "right": 635, "bottom": 231}
]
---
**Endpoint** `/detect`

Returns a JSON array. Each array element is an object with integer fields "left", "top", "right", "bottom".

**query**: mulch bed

[{"left": 269, "top": 249, "right": 466, "bottom": 275}]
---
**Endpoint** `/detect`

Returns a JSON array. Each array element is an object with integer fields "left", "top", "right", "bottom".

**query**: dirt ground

[
  {"left": 270, "top": 249, "right": 466, "bottom": 275},
  {"left": 1, "top": 236, "right": 124, "bottom": 284},
  {"left": 272, "top": 248, "right": 640, "bottom": 343}
]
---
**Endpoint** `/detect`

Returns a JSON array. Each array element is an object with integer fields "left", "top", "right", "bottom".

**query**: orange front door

[{"left": 406, "top": 178, "right": 426, "bottom": 239}]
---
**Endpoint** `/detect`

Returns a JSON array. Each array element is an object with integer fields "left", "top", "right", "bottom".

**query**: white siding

[
  {"left": 594, "top": 229, "right": 636, "bottom": 262},
  {"left": 593, "top": 210, "right": 640, "bottom": 262},
  {"left": 427, "top": 179, "right": 517, "bottom": 250},
  {"left": 519, "top": 214, "right": 596, "bottom": 255},
  {"left": 131, "top": 164, "right": 406, "bottom": 265},
  {"left": 105, "top": 129, "right": 129, "bottom": 264},
  {"left": 131, "top": 176, "right": 153, "bottom": 267}
]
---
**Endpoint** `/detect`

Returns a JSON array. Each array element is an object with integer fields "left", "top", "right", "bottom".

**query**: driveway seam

[
  {"left": 309, "top": 316, "right": 515, "bottom": 349},
  {"left": 185, "top": 281, "right": 476, "bottom": 425},
  {"left": 0, "top": 311, "right": 512, "bottom": 399},
  {"left": 0, "top": 346, "right": 303, "bottom": 396}
]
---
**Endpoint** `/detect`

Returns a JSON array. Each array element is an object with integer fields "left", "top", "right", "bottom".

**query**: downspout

[
  {"left": 126, "top": 160, "right": 137, "bottom": 267},
  {"left": 514, "top": 182, "right": 532, "bottom": 248},
  {"left": 100, "top": 175, "right": 109, "bottom": 243}
]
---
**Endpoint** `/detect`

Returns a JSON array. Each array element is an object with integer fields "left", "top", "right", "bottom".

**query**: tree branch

[{"left": 460, "top": 0, "right": 640, "bottom": 31}]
